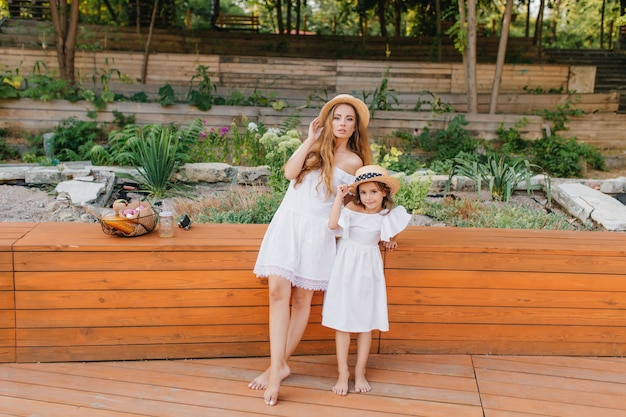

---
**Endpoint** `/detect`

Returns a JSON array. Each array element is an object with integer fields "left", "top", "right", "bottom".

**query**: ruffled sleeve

[
  {"left": 336, "top": 207, "right": 354, "bottom": 239},
  {"left": 380, "top": 206, "right": 412, "bottom": 242}
]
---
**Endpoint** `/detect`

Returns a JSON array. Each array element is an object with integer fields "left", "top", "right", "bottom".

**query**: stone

[
  {"left": 236, "top": 165, "right": 270, "bottom": 185},
  {"left": 178, "top": 162, "right": 235, "bottom": 184},
  {"left": 553, "top": 182, "right": 626, "bottom": 231},
  {"left": 55, "top": 180, "right": 108, "bottom": 205}
]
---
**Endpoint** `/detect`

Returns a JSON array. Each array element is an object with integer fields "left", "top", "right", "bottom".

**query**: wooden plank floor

[{"left": 1, "top": 354, "right": 626, "bottom": 416}]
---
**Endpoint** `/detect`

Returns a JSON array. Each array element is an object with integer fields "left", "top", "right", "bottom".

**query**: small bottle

[{"left": 159, "top": 211, "right": 174, "bottom": 238}]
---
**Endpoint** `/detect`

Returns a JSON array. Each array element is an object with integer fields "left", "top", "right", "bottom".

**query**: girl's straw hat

[
  {"left": 349, "top": 165, "right": 400, "bottom": 196},
  {"left": 319, "top": 94, "right": 370, "bottom": 127}
]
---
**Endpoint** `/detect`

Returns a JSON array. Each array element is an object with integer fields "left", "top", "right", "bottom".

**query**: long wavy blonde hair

[{"left": 294, "top": 102, "right": 372, "bottom": 198}]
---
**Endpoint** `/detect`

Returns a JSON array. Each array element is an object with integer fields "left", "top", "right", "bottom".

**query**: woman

[{"left": 250, "top": 94, "right": 372, "bottom": 406}]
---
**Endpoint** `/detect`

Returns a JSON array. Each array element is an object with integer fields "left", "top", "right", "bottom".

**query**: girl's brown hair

[{"left": 293, "top": 103, "right": 372, "bottom": 197}]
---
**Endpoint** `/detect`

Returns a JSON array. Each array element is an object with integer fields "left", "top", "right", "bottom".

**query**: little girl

[{"left": 322, "top": 165, "right": 412, "bottom": 396}]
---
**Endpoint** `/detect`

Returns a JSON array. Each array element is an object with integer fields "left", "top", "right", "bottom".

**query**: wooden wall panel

[
  {"left": 381, "top": 227, "right": 626, "bottom": 356},
  {"left": 4, "top": 222, "right": 626, "bottom": 362},
  {"left": 10, "top": 223, "right": 337, "bottom": 362},
  {"left": 0, "top": 224, "right": 31, "bottom": 363}
]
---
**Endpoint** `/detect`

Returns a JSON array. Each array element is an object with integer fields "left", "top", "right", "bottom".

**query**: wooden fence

[{"left": 1, "top": 48, "right": 595, "bottom": 95}]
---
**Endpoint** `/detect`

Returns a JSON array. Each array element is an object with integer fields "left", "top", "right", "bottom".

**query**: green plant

[
  {"left": 496, "top": 118, "right": 530, "bottom": 155},
  {"left": 425, "top": 197, "right": 587, "bottom": 230},
  {"left": 534, "top": 100, "right": 585, "bottom": 133},
  {"left": 187, "top": 65, "right": 216, "bottom": 111},
  {"left": 158, "top": 83, "right": 177, "bottom": 107},
  {"left": 413, "top": 90, "right": 454, "bottom": 113},
  {"left": 370, "top": 142, "right": 421, "bottom": 174},
  {"left": 198, "top": 189, "right": 284, "bottom": 224},
  {"left": 450, "top": 155, "right": 544, "bottom": 202},
  {"left": 394, "top": 173, "right": 432, "bottom": 214},
  {"left": 19, "top": 61, "right": 81, "bottom": 102},
  {"left": 0, "top": 134, "right": 20, "bottom": 161},
  {"left": 125, "top": 124, "right": 186, "bottom": 199},
  {"left": 51, "top": 117, "right": 108, "bottom": 162},
  {"left": 531, "top": 134, "right": 605, "bottom": 178},
  {"left": 259, "top": 128, "right": 302, "bottom": 193},
  {"left": 361, "top": 67, "right": 399, "bottom": 112},
  {"left": 417, "top": 114, "right": 480, "bottom": 161},
  {"left": 87, "top": 57, "right": 128, "bottom": 105}
]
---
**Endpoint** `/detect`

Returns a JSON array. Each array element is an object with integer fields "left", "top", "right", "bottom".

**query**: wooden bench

[
  {"left": 3, "top": 221, "right": 626, "bottom": 363},
  {"left": 216, "top": 14, "right": 259, "bottom": 32}
]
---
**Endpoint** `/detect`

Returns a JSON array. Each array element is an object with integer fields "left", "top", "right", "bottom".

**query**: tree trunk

[
  {"left": 286, "top": 0, "right": 292, "bottom": 34},
  {"left": 436, "top": 0, "right": 442, "bottom": 62},
  {"left": 489, "top": 0, "right": 514, "bottom": 114},
  {"left": 276, "top": 0, "right": 284, "bottom": 34},
  {"left": 295, "top": 0, "right": 301, "bottom": 34},
  {"left": 141, "top": 0, "right": 159, "bottom": 84},
  {"left": 534, "top": 0, "right": 545, "bottom": 55},
  {"left": 49, "top": 0, "right": 80, "bottom": 82},
  {"left": 601, "top": 0, "right": 606, "bottom": 49},
  {"left": 394, "top": 0, "right": 402, "bottom": 37},
  {"left": 378, "top": 0, "right": 387, "bottom": 37},
  {"left": 465, "top": 0, "right": 478, "bottom": 113}
]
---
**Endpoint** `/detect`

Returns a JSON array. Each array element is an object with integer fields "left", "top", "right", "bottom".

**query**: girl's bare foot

[
  {"left": 332, "top": 370, "right": 350, "bottom": 396},
  {"left": 354, "top": 372, "right": 371, "bottom": 393},
  {"left": 248, "top": 365, "right": 291, "bottom": 390}
]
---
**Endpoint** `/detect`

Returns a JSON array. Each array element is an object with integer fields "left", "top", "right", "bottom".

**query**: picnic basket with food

[{"left": 84, "top": 199, "right": 159, "bottom": 237}]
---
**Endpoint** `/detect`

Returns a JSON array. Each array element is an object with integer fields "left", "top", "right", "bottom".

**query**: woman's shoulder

[{"left": 334, "top": 152, "right": 363, "bottom": 176}]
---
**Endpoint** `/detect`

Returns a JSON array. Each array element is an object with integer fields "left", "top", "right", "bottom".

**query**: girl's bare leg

[
  {"left": 354, "top": 331, "right": 372, "bottom": 393},
  {"left": 332, "top": 331, "right": 351, "bottom": 395}
]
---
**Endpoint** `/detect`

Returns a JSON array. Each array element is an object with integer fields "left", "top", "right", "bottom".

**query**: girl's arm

[
  {"left": 284, "top": 117, "right": 323, "bottom": 180},
  {"left": 329, "top": 184, "right": 350, "bottom": 229}
]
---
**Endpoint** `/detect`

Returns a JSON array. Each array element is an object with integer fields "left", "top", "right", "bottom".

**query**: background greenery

[{"left": 0, "top": 0, "right": 622, "bottom": 49}]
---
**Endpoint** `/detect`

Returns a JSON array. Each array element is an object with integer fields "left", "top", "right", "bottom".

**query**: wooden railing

[
  {"left": 216, "top": 14, "right": 259, "bottom": 32},
  {"left": 2, "top": 222, "right": 626, "bottom": 363}
]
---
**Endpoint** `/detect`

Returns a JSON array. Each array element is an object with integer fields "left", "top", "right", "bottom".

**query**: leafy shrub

[
  {"left": 394, "top": 173, "right": 432, "bottom": 214},
  {"left": 531, "top": 134, "right": 605, "bottom": 178},
  {"left": 51, "top": 117, "right": 108, "bottom": 162},
  {"left": 416, "top": 114, "right": 480, "bottom": 161},
  {"left": 0, "top": 132, "right": 20, "bottom": 161},
  {"left": 425, "top": 197, "right": 587, "bottom": 230},
  {"left": 259, "top": 128, "right": 302, "bottom": 193}
]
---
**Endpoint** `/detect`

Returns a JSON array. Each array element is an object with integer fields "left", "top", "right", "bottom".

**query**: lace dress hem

[{"left": 254, "top": 266, "right": 329, "bottom": 291}]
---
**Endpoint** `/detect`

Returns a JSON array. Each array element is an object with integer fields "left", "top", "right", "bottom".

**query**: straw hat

[
  {"left": 318, "top": 94, "right": 370, "bottom": 127},
  {"left": 349, "top": 165, "right": 400, "bottom": 196}
]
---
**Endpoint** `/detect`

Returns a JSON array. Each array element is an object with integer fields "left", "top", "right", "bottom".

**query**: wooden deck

[{"left": 1, "top": 354, "right": 626, "bottom": 416}]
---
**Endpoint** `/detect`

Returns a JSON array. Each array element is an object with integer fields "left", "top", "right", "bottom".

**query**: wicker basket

[
  {"left": 93, "top": 200, "right": 159, "bottom": 237},
  {"left": 99, "top": 213, "right": 159, "bottom": 237}
]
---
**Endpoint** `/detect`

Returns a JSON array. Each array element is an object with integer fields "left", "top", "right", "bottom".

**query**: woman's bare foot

[
  {"left": 354, "top": 372, "right": 371, "bottom": 393},
  {"left": 332, "top": 370, "right": 350, "bottom": 396},
  {"left": 261, "top": 363, "right": 291, "bottom": 406},
  {"left": 248, "top": 365, "right": 291, "bottom": 390},
  {"left": 264, "top": 384, "right": 279, "bottom": 406}
]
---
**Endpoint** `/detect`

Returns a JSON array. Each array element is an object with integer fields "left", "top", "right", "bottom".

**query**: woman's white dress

[
  {"left": 322, "top": 206, "right": 411, "bottom": 332},
  {"left": 254, "top": 167, "right": 355, "bottom": 291}
]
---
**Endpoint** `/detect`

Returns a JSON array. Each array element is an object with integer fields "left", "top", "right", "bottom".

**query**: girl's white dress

[
  {"left": 322, "top": 206, "right": 411, "bottom": 332},
  {"left": 254, "top": 167, "right": 355, "bottom": 291}
]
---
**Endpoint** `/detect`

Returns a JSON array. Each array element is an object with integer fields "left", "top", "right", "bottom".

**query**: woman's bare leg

[
  {"left": 249, "top": 285, "right": 314, "bottom": 392},
  {"left": 332, "top": 331, "right": 351, "bottom": 395},
  {"left": 354, "top": 331, "right": 372, "bottom": 393},
  {"left": 248, "top": 276, "right": 314, "bottom": 406},
  {"left": 258, "top": 275, "right": 292, "bottom": 406}
]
